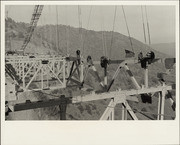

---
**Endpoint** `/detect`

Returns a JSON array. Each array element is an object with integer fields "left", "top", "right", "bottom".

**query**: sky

[{"left": 5, "top": 5, "right": 175, "bottom": 44}]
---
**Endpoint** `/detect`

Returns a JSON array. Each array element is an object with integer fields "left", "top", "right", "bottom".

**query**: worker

[{"left": 138, "top": 51, "right": 143, "bottom": 62}]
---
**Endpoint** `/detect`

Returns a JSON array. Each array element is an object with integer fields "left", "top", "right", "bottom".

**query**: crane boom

[{"left": 20, "top": 5, "right": 44, "bottom": 53}]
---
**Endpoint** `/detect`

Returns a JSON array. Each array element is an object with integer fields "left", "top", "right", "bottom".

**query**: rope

[
  {"left": 145, "top": 6, "right": 151, "bottom": 45},
  {"left": 82, "top": 6, "right": 93, "bottom": 56},
  {"left": 48, "top": 5, "right": 52, "bottom": 53},
  {"left": 78, "top": 6, "right": 83, "bottom": 52},
  {"left": 55, "top": 6, "right": 60, "bottom": 53},
  {"left": 39, "top": 12, "right": 43, "bottom": 49},
  {"left": 101, "top": 7, "right": 107, "bottom": 57},
  {"left": 141, "top": 6, "right": 147, "bottom": 44},
  {"left": 65, "top": 6, "right": 70, "bottom": 55},
  {"left": 121, "top": 6, "right": 135, "bottom": 56},
  {"left": 6, "top": 6, "right": 11, "bottom": 19},
  {"left": 42, "top": 9, "right": 48, "bottom": 52},
  {"left": 101, "top": 31, "right": 106, "bottom": 57},
  {"left": 109, "top": 6, "right": 117, "bottom": 59}
]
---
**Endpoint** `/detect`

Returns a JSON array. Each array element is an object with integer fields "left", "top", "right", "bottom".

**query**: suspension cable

[
  {"left": 141, "top": 6, "right": 147, "bottom": 44},
  {"left": 56, "top": 6, "right": 60, "bottom": 54},
  {"left": 100, "top": 7, "right": 107, "bottom": 57},
  {"left": 78, "top": 5, "right": 83, "bottom": 53},
  {"left": 121, "top": 6, "right": 135, "bottom": 55},
  {"left": 6, "top": 6, "right": 11, "bottom": 19},
  {"left": 145, "top": 6, "right": 151, "bottom": 45},
  {"left": 109, "top": 6, "right": 117, "bottom": 59},
  {"left": 40, "top": 13, "right": 43, "bottom": 49},
  {"left": 101, "top": 14, "right": 106, "bottom": 57},
  {"left": 43, "top": 9, "right": 48, "bottom": 50},
  {"left": 65, "top": 6, "right": 70, "bottom": 55},
  {"left": 82, "top": 6, "right": 93, "bottom": 56},
  {"left": 48, "top": 5, "right": 52, "bottom": 53}
]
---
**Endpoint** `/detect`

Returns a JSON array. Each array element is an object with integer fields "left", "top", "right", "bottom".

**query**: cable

[
  {"left": 65, "top": 6, "right": 70, "bottom": 55},
  {"left": 56, "top": 6, "right": 60, "bottom": 54},
  {"left": 78, "top": 5, "right": 83, "bottom": 53},
  {"left": 121, "top": 6, "right": 135, "bottom": 56},
  {"left": 6, "top": 6, "right": 11, "bottom": 19},
  {"left": 48, "top": 5, "right": 53, "bottom": 53},
  {"left": 121, "top": 68, "right": 130, "bottom": 87},
  {"left": 82, "top": 6, "right": 93, "bottom": 56},
  {"left": 109, "top": 6, "right": 117, "bottom": 59},
  {"left": 141, "top": 6, "right": 147, "bottom": 44},
  {"left": 100, "top": 7, "right": 107, "bottom": 57},
  {"left": 145, "top": 6, "right": 151, "bottom": 45},
  {"left": 39, "top": 12, "right": 43, "bottom": 50}
]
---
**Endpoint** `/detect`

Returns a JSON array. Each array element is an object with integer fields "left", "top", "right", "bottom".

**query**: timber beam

[
  {"left": 72, "top": 85, "right": 172, "bottom": 103},
  {"left": 9, "top": 84, "right": 169, "bottom": 111},
  {"left": 9, "top": 95, "right": 71, "bottom": 112}
]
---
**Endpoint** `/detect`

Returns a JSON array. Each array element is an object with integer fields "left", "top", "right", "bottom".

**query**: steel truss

[
  {"left": 5, "top": 53, "right": 175, "bottom": 120},
  {"left": 5, "top": 55, "right": 66, "bottom": 91}
]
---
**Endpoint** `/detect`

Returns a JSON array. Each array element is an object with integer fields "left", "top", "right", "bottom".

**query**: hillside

[
  {"left": 5, "top": 17, "right": 166, "bottom": 59},
  {"left": 5, "top": 17, "right": 175, "bottom": 120},
  {"left": 151, "top": 42, "right": 175, "bottom": 57}
]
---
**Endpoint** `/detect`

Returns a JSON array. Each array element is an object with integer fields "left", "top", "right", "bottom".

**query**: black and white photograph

[{"left": 1, "top": 1, "right": 179, "bottom": 145}]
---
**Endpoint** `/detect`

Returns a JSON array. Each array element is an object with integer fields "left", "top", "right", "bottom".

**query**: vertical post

[
  {"left": 59, "top": 95, "right": 67, "bottom": 120},
  {"left": 57, "top": 61, "right": 60, "bottom": 74},
  {"left": 104, "top": 67, "right": 107, "bottom": 89},
  {"left": 53, "top": 56, "right": 55, "bottom": 72},
  {"left": 66, "top": 54, "right": 70, "bottom": 78},
  {"left": 18, "top": 60, "right": 20, "bottom": 76},
  {"left": 34, "top": 61, "right": 36, "bottom": 81},
  {"left": 144, "top": 62, "right": 148, "bottom": 88},
  {"left": 157, "top": 92, "right": 161, "bottom": 120},
  {"left": 22, "top": 62, "right": 25, "bottom": 88},
  {"left": 122, "top": 102, "right": 127, "bottom": 120},
  {"left": 46, "top": 66, "right": 49, "bottom": 88},
  {"left": 111, "top": 103, "right": 114, "bottom": 120},
  {"left": 63, "top": 59, "right": 66, "bottom": 87},
  {"left": 41, "top": 66, "right": 43, "bottom": 89},
  {"left": 67, "top": 61, "right": 70, "bottom": 77},
  {"left": 157, "top": 90, "right": 165, "bottom": 120},
  {"left": 80, "top": 62, "right": 84, "bottom": 83}
]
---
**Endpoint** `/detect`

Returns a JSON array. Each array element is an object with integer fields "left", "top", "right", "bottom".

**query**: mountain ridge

[
  {"left": 5, "top": 17, "right": 167, "bottom": 60},
  {"left": 151, "top": 42, "right": 175, "bottom": 57}
]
